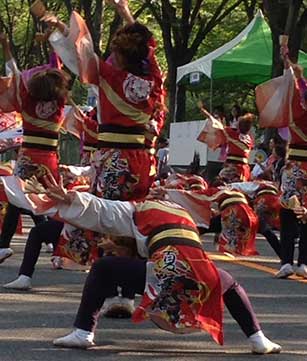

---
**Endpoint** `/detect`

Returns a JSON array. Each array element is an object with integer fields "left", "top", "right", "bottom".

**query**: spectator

[{"left": 156, "top": 137, "right": 170, "bottom": 179}]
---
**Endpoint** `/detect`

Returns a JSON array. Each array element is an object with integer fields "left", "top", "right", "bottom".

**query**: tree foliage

[{"left": 0, "top": 0, "right": 306, "bottom": 130}]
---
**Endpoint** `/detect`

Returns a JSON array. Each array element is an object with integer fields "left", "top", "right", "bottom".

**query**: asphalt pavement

[{"left": 0, "top": 217, "right": 306, "bottom": 361}]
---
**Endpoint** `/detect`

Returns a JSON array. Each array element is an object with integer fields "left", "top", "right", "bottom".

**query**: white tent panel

[
  {"left": 176, "top": 10, "right": 263, "bottom": 84},
  {"left": 169, "top": 121, "right": 208, "bottom": 166}
]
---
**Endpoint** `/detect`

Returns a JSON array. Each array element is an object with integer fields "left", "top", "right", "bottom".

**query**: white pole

[
  {"left": 209, "top": 76, "right": 213, "bottom": 112},
  {"left": 173, "top": 84, "right": 178, "bottom": 123}
]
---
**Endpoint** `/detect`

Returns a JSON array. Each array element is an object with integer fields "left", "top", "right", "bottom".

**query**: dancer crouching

[{"left": 35, "top": 175, "right": 281, "bottom": 354}]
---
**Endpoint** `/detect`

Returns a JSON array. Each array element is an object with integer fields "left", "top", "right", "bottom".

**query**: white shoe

[
  {"left": 53, "top": 329, "right": 94, "bottom": 349},
  {"left": 296, "top": 264, "right": 307, "bottom": 278},
  {"left": 249, "top": 331, "right": 282, "bottom": 354},
  {"left": 51, "top": 256, "right": 63, "bottom": 270},
  {"left": 3, "top": 275, "right": 32, "bottom": 290},
  {"left": 0, "top": 248, "right": 13, "bottom": 264},
  {"left": 102, "top": 296, "right": 135, "bottom": 318},
  {"left": 275, "top": 263, "right": 294, "bottom": 279},
  {"left": 45, "top": 243, "right": 54, "bottom": 253}
]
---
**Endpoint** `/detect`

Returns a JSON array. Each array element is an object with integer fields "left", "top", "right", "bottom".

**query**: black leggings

[
  {"left": 74, "top": 256, "right": 260, "bottom": 337},
  {"left": 18, "top": 219, "right": 64, "bottom": 277},
  {"left": 17, "top": 220, "right": 137, "bottom": 300},
  {"left": 0, "top": 203, "right": 47, "bottom": 248},
  {"left": 280, "top": 208, "right": 307, "bottom": 266},
  {"left": 258, "top": 216, "right": 281, "bottom": 258}
]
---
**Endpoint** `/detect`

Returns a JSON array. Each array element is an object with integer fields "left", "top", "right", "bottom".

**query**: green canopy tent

[{"left": 176, "top": 10, "right": 307, "bottom": 92}]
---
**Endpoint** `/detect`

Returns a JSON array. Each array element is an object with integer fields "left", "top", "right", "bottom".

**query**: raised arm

[
  {"left": 42, "top": 12, "right": 99, "bottom": 85},
  {"left": 107, "top": 0, "right": 135, "bottom": 25},
  {"left": 40, "top": 14, "right": 68, "bottom": 36},
  {"left": 0, "top": 33, "right": 21, "bottom": 112},
  {"left": 198, "top": 101, "right": 213, "bottom": 119},
  {"left": 0, "top": 33, "right": 13, "bottom": 62}
]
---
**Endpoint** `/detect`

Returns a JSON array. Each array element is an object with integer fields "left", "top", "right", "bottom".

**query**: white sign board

[{"left": 169, "top": 121, "right": 209, "bottom": 166}]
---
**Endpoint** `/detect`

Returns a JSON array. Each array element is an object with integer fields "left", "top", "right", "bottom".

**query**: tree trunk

[
  {"left": 167, "top": 60, "right": 187, "bottom": 123},
  {"left": 167, "top": 64, "right": 177, "bottom": 122},
  {"left": 176, "top": 84, "right": 186, "bottom": 122}
]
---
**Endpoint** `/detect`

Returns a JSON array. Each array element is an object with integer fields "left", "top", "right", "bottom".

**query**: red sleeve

[
  {"left": 147, "top": 37, "right": 166, "bottom": 122},
  {"left": 292, "top": 80, "right": 307, "bottom": 120}
]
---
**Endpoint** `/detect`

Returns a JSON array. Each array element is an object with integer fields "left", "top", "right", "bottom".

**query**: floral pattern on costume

[
  {"left": 94, "top": 150, "right": 139, "bottom": 200},
  {"left": 280, "top": 161, "right": 307, "bottom": 207},
  {"left": 35, "top": 100, "right": 58, "bottom": 119},
  {"left": 219, "top": 204, "right": 258, "bottom": 256},
  {"left": 14, "top": 154, "right": 50, "bottom": 180},
  {"left": 123, "top": 74, "right": 153, "bottom": 104},
  {"left": 135, "top": 246, "right": 211, "bottom": 333},
  {"left": 55, "top": 225, "right": 100, "bottom": 266},
  {"left": 253, "top": 195, "right": 280, "bottom": 230}
]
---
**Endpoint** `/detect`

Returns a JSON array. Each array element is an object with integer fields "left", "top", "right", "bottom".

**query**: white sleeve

[
  {"left": 58, "top": 192, "right": 136, "bottom": 237},
  {"left": 251, "top": 164, "right": 263, "bottom": 177},
  {"left": 229, "top": 182, "right": 260, "bottom": 197},
  {"left": 5, "top": 58, "right": 20, "bottom": 77},
  {"left": 66, "top": 165, "right": 95, "bottom": 178},
  {"left": 49, "top": 30, "right": 80, "bottom": 76},
  {"left": 48, "top": 11, "right": 100, "bottom": 86}
]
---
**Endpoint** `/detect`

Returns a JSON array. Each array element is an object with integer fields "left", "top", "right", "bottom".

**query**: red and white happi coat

[
  {"left": 167, "top": 187, "right": 258, "bottom": 256},
  {"left": 256, "top": 67, "right": 307, "bottom": 207},
  {"left": 212, "top": 189, "right": 258, "bottom": 256},
  {"left": 162, "top": 173, "right": 209, "bottom": 192},
  {"left": 45, "top": 12, "right": 166, "bottom": 265},
  {"left": 132, "top": 200, "right": 223, "bottom": 345},
  {"left": 81, "top": 114, "right": 99, "bottom": 165},
  {"left": 198, "top": 117, "right": 253, "bottom": 182},
  {"left": 0, "top": 55, "right": 64, "bottom": 182},
  {"left": 252, "top": 182, "right": 281, "bottom": 230},
  {"left": 50, "top": 12, "right": 166, "bottom": 200}
]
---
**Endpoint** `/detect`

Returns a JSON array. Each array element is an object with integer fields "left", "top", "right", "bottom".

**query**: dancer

[
  {"left": 256, "top": 39, "right": 307, "bottom": 278},
  {"left": 0, "top": 32, "right": 69, "bottom": 262},
  {"left": 252, "top": 183, "right": 281, "bottom": 258},
  {"left": 2, "top": 219, "right": 136, "bottom": 290},
  {"left": 38, "top": 0, "right": 166, "bottom": 317},
  {"left": 228, "top": 181, "right": 281, "bottom": 258},
  {"left": 43, "top": 0, "right": 165, "bottom": 200},
  {"left": 198, "top": 102, "right": 254, "bottom": 182},
  {"left": 33, "top": 175, "right": 281, "bottom": 354},
  {"left": 166, "top": 185, "right": 258, "bottom": 256}
]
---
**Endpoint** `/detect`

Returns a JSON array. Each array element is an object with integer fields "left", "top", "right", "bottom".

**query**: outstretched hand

[
  {"left": 197, "top": 100, "right": 204, "bottom": 110},
  {"left": 42, "top": 173, "right": 73, "bottom": 204},
  {"left": 106, "top": 0, "right": 128, "bottom": 7},
  {"left": 106, "top": 0, "right": 134, "bottom": 24},
  {"left": 147, "top": 186, "right": 167, "bottom": 200},
  {"left": 40, "top": 13, "right": 59, "bottom": 28},
  {"left": 197, "top": 100, "right": 211, "bottom": 118}
]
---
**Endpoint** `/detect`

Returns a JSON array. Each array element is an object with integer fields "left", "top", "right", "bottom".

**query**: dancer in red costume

[
  {"left": 198, "top": 102, "right": 254, "bottom": 182},
  {"left": 27, "top": 175, "right": 281, "bottom": 355},
  {"left": 0, "top": 33, "right": 68, "bottom": 181},
  {"left": 0, "top": 33, "right": 69, "bottom": 262},
  {"left": 44, "top": 0, "right": 165, "bottom": 201},
  {"left": 256, "top": 38, "right": 307, "bottom": 278},
  {"left": 37, "top": 0, "right": 166, "bottom": 316}
]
